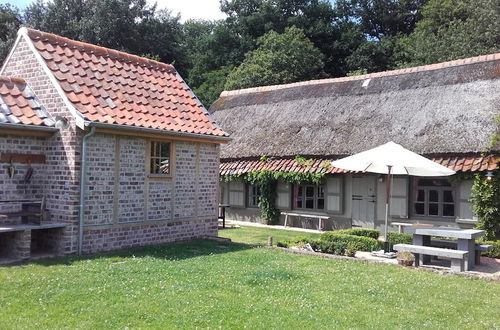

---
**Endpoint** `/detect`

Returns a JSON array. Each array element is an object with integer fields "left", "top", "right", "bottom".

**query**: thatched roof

[{"left": 210, "top": 53, "right": 500, "bottom": 160}]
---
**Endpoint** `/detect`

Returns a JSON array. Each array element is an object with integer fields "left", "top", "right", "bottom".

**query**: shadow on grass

[{"left": 4, "top": 239, "right": 256, "bottom": 268}]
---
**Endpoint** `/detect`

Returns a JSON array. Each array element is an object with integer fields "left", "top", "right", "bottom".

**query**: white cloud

[{"left": 151, "top": 0, "right": 226, "bottom": 22}]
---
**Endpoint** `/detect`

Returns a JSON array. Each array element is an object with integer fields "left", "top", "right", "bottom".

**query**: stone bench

[
  {"left": 475, "top": 244, "right": 493, "bottom": 264},
  {"left": 394, "top": 243, "right": 469, "bottom": 272},
  {"left": 430, "top": 239, "right": 493, "bottom": 264}
]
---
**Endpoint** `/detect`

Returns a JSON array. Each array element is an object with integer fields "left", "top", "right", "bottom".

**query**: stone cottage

[
  {"left": 0, "top": 27, "right": 229, "bottom": 262},
  {"left": 211, "top": 53, "right": 500, "bottom": 231}
]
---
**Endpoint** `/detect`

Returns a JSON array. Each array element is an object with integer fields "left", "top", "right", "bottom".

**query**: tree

[
  {"left": 397, "top": 0, "right": 500, "bottom": 66},
  {"left": 221, "top": 0, "right": 350, "bottom": 77},
  {"left": 225, "top": 26, "right": 324, "bottom": 90},
  {"left": 334, "top": 0, "right": 428, "bottom": 73},
  {"left": 183, "top": 20, "right": 251, "bottom": 88},
  {"left": 24, "top": 0, "right": 186, "bottom": 73},
  {"left": 193, "top": 66, "right": 234, "bottom": 108},
  {"left": 0, "top": 4, "right": 22, "bottom": 62},
  {"left": 336, "top": 0, "right": 428, "bottom": 40}
]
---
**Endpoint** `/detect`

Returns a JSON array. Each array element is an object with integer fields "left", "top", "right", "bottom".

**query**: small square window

[{"left": 150, "top": 141, "right": 171, "bottom": 175}]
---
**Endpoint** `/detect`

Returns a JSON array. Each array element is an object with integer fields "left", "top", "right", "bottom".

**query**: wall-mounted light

[{"left": 486, "top": 171, "right": 494, "bottom": 180}]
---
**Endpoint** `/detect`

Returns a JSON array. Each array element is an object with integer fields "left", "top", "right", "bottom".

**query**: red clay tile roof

[
  {"left": 220, "top": 155, "right": 498, "bottom": 175},
  {"left": 0, "top": 75, "right": 54, "bottom": 127},
  {"left": 25, "top": 28, "right": 227, "bottom": 137}
]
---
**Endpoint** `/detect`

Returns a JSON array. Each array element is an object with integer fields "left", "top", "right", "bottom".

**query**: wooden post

[{"left": 267, "top": 236, "right": 273, "bottom": 247}]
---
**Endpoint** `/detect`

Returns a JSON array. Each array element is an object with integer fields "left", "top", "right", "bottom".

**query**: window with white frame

[
  {"left": 293, "top": 184, "right": 325, "bottom": 211},
  {"left": 150, "top": 141, "right": 171, "bottom": 175},
  {"left": 412, "top": 178, "right": 455, "bottom": 217},
  {"left": 248, "top": 185, "right": 261, "bottom": 207}
]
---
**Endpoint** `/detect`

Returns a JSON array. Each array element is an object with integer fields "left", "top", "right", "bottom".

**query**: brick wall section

[
  {"left": 174, "top": 142, "right": 197, "bottom": 218},
  {"left": 0, "top": 135, "right": 47, "bottom": 225},
  {"left": 82, "top": 218, "right": 217, "bottom": 254},
  {"left": 118, "top": 137, "right": 146, "bottom": 222},
  {"left": 84, "top": 133, "right": 115, "bottom": 225},
  {"left": 3, "top": 36, "right": 81, "bottom": 253},
  {"left": 148, "top": 180, "right": 173, "bottom": 221},
  {"left": 198, "top": 143, "right": 220, "bottom": 217},
  {"left": 83, "top": 134, "right": 220, "bottom": 253}
]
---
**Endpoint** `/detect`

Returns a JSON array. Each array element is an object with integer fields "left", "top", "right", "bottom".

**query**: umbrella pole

[{"left": 384, "top": 165, "right": 393, "bottom": 252}]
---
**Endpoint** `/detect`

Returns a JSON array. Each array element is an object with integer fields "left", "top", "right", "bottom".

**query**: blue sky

[
  {"left": 0, "top": 0, "right": 227, "bottom": 21},
  {"left": 0, "top": 0, "right": 32, "bottom": 9},
  {"left": 1, "top": 0, "right": 337, "bottom": 21}
]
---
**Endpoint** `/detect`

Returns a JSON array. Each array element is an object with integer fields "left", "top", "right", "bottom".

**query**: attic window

[{"left": 150, "top": 141, "right": 171, "bottom": 175}]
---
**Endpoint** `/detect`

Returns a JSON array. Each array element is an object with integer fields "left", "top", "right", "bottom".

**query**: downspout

[{"left": 78, "top": 126, "right": 96, "bottom": 255}]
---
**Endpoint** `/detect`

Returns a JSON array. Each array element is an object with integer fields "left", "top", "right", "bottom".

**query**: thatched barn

[{"left": 210, "top": 53, "right": 500, "bottom": 230}]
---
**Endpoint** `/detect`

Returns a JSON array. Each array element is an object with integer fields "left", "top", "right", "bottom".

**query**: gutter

[
  {"left": 78, "top": 126, "right": 96, "bottom": 255},
  {"left": 0, "top": 122, "right": 59, "bottom": 133},
  {"left": 86, "top": 121, "right": 232, "bottom": 143}
]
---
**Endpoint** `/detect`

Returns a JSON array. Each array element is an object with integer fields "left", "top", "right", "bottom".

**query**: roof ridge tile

[{"left": 220, "top": 51, "right": 500, "bottom": 97}]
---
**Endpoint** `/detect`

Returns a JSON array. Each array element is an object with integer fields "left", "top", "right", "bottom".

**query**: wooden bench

[
  {"left": 281, "top": 212, "right": 330, "bottom": 231},
  {"left": 394, "top": 243, "right": 469, "bottom": 272},
  {"left": 0, "top": 197, "right": 46, "bottom": 224}
]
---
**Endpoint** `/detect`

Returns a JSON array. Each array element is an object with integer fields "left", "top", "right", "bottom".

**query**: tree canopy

[
  {"left": 0, "top": 0, "right": 497, "bottom": 106},
  {"left": 225, "top": 26, "right": 325, "bottom": 90}
]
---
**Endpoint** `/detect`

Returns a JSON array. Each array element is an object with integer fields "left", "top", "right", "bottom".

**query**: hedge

[
  {"left": 478, "top": 239, "right": 500, "bottom": 258},
  {"left": 386, "top": 232, "right": 412, "bottom": 250},
  {"left": 335, "top": 228, "right": 380, "bottom": 240},
  {"left": 319, "top": 232, "right": 382, "bottom": 253}
]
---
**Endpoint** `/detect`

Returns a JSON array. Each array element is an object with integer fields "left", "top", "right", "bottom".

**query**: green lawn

[
  {"left": 0, "top": 227, "right": 499, "bottom": 329},
  {"left": 219, "top": 225, "right": 321, "bottom": 245}
]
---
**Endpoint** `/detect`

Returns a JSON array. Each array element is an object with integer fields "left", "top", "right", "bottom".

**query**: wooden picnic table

[{"left": 404, "top": 226, "right": 485, "bottom": 270}]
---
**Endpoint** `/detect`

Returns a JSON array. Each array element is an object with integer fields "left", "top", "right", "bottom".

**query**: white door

[{"left": 352, "top": 175, "right": 376, "bottom": 228}]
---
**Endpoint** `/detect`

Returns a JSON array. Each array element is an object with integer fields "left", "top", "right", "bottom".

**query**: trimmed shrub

[
  {"left": 320, "top": 232, "right": 383, "bottom": 253},
  {"left": 478, "top": 239, "right": 500, "bottom": 258},
  {"left": 387, "top": 232, "right": 412, "bottom": 250},
  {"left": 276, "top": 241, "right": 290, "bottom": 248},
  {"left": 336, "top": 228, "right": 380, "bottom": 240},
  {"left": 276, "top": 236, "right": 313, "bottom": 249}
]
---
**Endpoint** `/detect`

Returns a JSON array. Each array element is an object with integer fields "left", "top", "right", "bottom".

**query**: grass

[
  {"left": 219, "top": 225, "right": 321, "bottom": 245},
  {"left": 0, "top": 226, "right": 498, "bottom": 329}
]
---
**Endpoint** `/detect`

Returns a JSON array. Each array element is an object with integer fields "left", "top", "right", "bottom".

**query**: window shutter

[
  {"left": 390, "top": 177, "right": 408, "bottom": 218},
  {"left": 326, "top": 176, "right": 343, "bottom": 213},
  {"left": 228, "top": 181, "right": 245, "bottom": 207},
  {"left": 458, "top": 180, "right": 474, "bottom": 220},
  {"left": 276, "top": 181, "right": 291, "bottom": 209}
]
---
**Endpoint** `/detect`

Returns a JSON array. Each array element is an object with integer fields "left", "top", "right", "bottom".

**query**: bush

[
  {"left": 320, "top": 232, "right": 382, "bottom": 253},
  {"left": 478, "top": 240, "right": 500, "bottom": 258},
  {"left": 387, "top": 232, "right": 412, "bottom": 250},
  {"left": 397, "top": 251, "right": 415, "bottom": 267},
  {"left": 336, "top": 228, "right": 380, "bottom": 240},
  {"left": 276, "top": 236, "right": 313, "bottom": 249},
  {"left": 276, "top": 241, "right": 290, "bottom": 248}
]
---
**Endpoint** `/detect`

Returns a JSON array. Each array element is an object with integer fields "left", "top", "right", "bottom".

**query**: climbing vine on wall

[
  {"left": 470, "top": 172, "right": 500, "bottom": 240},
  {"left": 221, "top": 157, "right": 329, "bottom": 224}
]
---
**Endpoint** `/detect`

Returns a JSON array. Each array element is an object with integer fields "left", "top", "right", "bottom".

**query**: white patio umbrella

[{"left": 331, "top": 141, "right": 455, "bottom": 251}]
